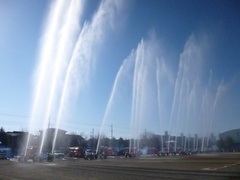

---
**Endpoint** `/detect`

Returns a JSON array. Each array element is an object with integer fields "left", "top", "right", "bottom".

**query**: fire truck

[
  {"left": 19, "top": 146, "right": 53, "bottom": 162},
  {"left": 68, "top": 147, "right": 85, "bottom": 158}
]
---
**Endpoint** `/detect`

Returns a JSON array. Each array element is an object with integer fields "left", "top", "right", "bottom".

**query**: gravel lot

[{"left": 0, "top": 153, "right": 240, "bottom": 180}]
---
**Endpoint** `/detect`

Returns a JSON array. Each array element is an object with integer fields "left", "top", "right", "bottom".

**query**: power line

[
  {"left": 0, "top": 112, "right": 143, "bottom": 133},
  {"left": 0, "top": 112, "right": 49, "bottom": 120},
  {"left": 0, "top": 113, "right": 31, "bottom": 118}
]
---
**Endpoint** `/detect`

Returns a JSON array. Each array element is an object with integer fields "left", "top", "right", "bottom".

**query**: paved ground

[{"left": 0, "top": 152, "right": 240, "bottom": 180}]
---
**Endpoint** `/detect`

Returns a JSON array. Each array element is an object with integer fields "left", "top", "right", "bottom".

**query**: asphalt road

[{"left": 0, "top": 153, "right": 240, "bottom": 180}]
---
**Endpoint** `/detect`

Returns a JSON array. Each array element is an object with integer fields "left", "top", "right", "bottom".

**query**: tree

[
  {"left": 149, "top": 135, "right": 161, "bottom": 149},
  {"left": 69, "top": 133, "right": 86, "bottom": 147},
  {"left": 87, "top": 137, "right": 98, "bottom": 149},
  {"left": 100, "top": 137, "right": 110, "bottom": 147},
  {"left": 0, "top": 127, "right": 8, "bottom": 146},
  {"left": 117, "top": 137, "right": 124, "bottom": 148},
  {"left": 110, "top": 137, "right": 117, "bottom": 147}
]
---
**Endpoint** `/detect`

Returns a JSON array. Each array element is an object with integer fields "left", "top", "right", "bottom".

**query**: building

[
  {"left": 219, "top": 129, "right": 240, "bottom": 151},
  {"left": 39, "top": 128, "right": 67, "bottom": 152},
  {"left": 6, "top": 131, "right": 38, "bottom": 155},
  {"left": 6, "top": 128, "right": 86, "bottom": 155}
]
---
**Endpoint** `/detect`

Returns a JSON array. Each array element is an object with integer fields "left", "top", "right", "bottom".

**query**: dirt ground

[{"left": 0, "top": 152, "right": 240, "bottom": 180}]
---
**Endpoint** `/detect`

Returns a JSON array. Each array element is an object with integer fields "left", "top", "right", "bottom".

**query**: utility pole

[
  {"left": 48, "top": 116, "right": 51, "bottom": 129},
  {"left": 92, "top": 128, "right": 94, "bottom": 138},
  {"left": 111, "top": 124, "right": 113, "bottom": 139}
]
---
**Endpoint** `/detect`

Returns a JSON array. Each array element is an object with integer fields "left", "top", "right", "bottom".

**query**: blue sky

[{"left": 0, "top": 0, "right": 240, "bottom": 139}]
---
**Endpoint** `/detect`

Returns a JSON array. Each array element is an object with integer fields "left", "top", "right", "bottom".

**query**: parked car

[
  {"left": 34, "top": 152, "right": 54, "bottom": 162},
  {"left": 53, "top": 150, "right": 64, "bottom": 158},
  {"left": 117, "top": 147, "right": 141, "bottom": 158},
  {"left": 84, "top": 149, "right": 98, "bottom": 160},
  {"left": 157, "top": 151, "right": 168, "bottom": 156},
  {"left": 117, "top": 148, "right": 129, "bottom": 156},
  {"left": 0, "top": 149, "right": 7, "bottom": 159},
  {"left": 0, "top": 147, "right": 13, "bottom": 159}
]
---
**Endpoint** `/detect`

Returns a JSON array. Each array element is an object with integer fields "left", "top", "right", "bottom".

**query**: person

[{"left": 47, "top": 152, "right": 54, "bottom": 162}]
